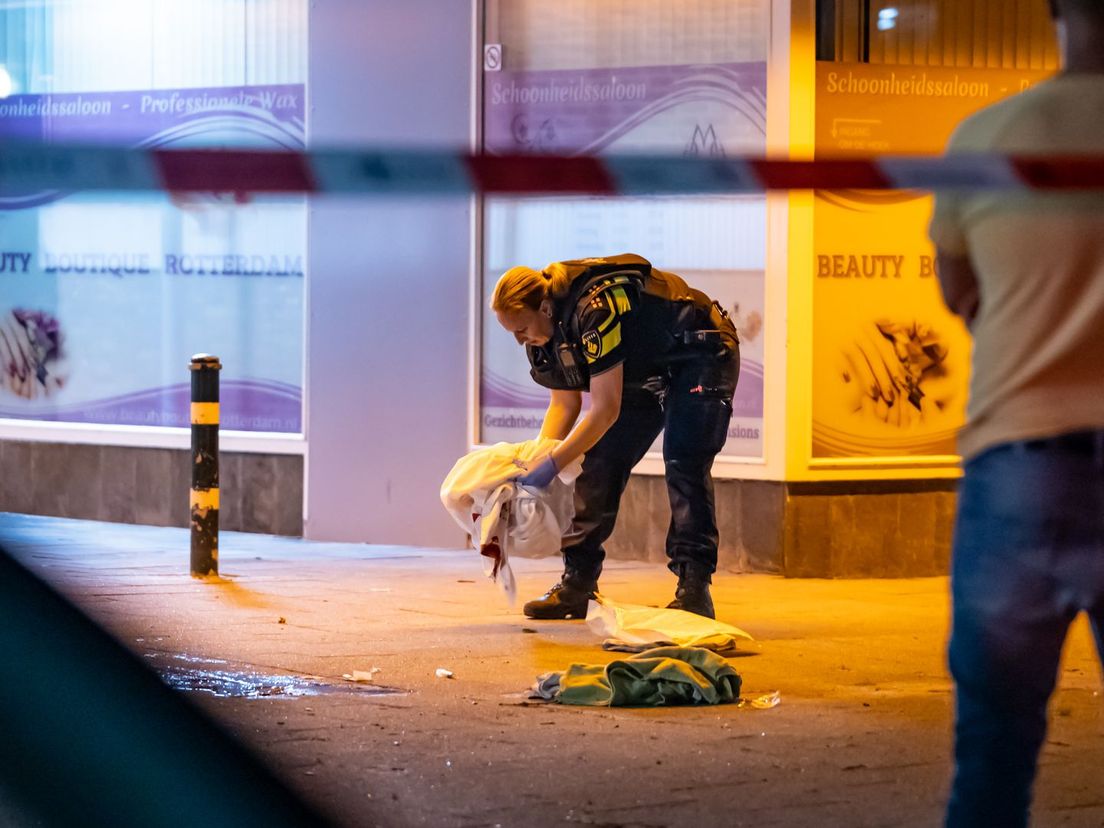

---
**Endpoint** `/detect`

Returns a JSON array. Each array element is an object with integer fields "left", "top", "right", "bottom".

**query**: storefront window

[
  {"left": 810, "top": 0, "right": 1057, "bottom": 459},
  {"left": 818, "top": 0, "right": 1058, "bottom": 67},
  {"left": 0, "top": 0, "right": 306, "bottom": 432},
  {"left": 479, "top": 0, "right": 770, "bottom": 459}
]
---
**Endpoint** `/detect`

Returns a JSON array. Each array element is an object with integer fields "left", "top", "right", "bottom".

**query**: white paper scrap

[{"left": 342, "top": 667, "right": 382, "bottom": 682}]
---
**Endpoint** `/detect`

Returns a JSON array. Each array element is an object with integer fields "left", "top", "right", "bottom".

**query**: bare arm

[
  {"left": 539, "top": 388, "right": 582, "bottom": 440},
  {"left": 936, "top": 249, "right": 980, "bottom": 329},
  {"left": 548, "top": 363, "right": 623, "bottom": 471}
]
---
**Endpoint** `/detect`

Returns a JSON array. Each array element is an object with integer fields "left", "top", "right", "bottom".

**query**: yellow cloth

[
  {"left": 585, "top": 596, "right": 753, "bottom": 655},
  {"left": 928, "top": 74, "right": 1104, "bottom": 461}
]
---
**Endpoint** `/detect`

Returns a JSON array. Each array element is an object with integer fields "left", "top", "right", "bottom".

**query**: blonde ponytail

[
  {"left": 490, "top": 266, "right": 546, "bottom": 313},
  {"left": 490, "top": 261, "right": 576, "bottom": 314},
  {"left": 541, "top": 262, "right": 573, "bottom": 300}
]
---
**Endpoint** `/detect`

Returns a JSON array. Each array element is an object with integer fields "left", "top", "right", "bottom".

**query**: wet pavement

[
  {"left": 148, "top": 652, "right": 408, "bottom": 699},
  {"left": 2, "top": 511, "right": 1103, "bottom": 827}
]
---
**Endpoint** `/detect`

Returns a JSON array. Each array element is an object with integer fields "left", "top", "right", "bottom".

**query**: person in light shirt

[{"left": 928, "top": 1, "right": 1104, "bottom": 824}]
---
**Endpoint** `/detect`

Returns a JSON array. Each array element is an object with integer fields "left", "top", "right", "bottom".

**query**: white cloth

[
  {"left": 441, "top": 439, "right": 582, "bottom": 605},
  {"left": 586, "top": 596, "right": 754, "bottom": 653}
]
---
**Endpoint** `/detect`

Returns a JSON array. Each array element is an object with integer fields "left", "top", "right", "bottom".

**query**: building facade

[{"left": 0, "top": 0, "right": 1059, "bottom": 574}]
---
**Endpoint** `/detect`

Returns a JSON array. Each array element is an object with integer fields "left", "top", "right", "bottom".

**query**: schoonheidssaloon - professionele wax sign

[{"left": 0, "top": 84, "right": 305, "bottom": 433}]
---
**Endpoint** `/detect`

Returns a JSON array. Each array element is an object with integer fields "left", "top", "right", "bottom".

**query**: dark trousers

[
  {"left": 946, "top": 430, "right": 1104, "bottom": 828},
  {"left": 561, "top": 350, "right": 739, "bottom": 582}
]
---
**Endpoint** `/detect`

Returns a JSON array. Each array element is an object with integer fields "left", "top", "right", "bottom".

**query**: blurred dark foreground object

[{"left": 0, "top": 545, "right": 333, "bottom": 828}]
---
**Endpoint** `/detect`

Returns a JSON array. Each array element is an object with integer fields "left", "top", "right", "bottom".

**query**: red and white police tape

[{"left": 2, "top": 140, "right": 1104, "bottom": 195}]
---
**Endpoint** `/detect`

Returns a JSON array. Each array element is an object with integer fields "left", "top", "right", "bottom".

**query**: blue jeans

[
  {"left": 946, "top": 430, "right": 1104, "bottom": 827},
  {"left": 562, "top": 350, "right": 739, "bottom": 582}
]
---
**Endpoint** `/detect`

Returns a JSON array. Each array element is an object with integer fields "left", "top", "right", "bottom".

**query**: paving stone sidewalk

[{"left": 2, "top": 513, "right": 1102, "bottom": 827}]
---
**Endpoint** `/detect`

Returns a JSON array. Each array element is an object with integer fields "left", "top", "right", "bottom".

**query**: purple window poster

[
  {"left": 484, "top": 62, "right": 766, "bottom": 156},
  {"left": 0, "top": 84, "right": 306, "bottom": 432},
  {"left": 480, "top": 62, "right": 769, "bottom": 458}
]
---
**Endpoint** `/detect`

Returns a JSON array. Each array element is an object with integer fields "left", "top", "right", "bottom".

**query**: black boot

[
  {"left": 523, "top": 571, "right": 597, "bottom": 620},
  {"left": 667, "top": 562, "right": 715, "bottom": 619}
]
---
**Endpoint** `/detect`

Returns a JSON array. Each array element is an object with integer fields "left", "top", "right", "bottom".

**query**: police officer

[{"left": 491, "top": 253, "right": 739, "bottom": 619}]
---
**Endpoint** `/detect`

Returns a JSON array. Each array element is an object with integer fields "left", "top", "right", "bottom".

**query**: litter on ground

[{"left": 342, "top": 668, "right": 382, "bottom": 683}]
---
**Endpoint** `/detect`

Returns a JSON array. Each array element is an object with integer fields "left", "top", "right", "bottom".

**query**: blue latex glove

[{"left": 517, "top": 456, "right": 559, "bottom": 489}]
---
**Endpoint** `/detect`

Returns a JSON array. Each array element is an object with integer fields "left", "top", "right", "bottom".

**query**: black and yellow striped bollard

[{"left": 189, "top": 354, "right": 221, "bottom": 576}]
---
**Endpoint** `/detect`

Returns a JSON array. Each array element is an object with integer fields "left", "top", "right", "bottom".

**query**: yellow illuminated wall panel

[{"left": 811, "top": 56, "right": 1053, "bottom": 464}]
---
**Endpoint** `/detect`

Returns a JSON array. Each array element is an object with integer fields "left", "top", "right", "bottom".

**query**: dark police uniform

[{"left": 525, "top": 253, "right": 739, "bottom": 583}]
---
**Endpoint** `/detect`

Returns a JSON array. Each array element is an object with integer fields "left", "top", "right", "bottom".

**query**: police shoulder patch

[{"left": 581, "top": 329, "right": 602, "bottom": 359}]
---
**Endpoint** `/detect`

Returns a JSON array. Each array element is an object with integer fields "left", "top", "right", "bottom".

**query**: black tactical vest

[{"left": 525, "top": 253, "right": 736, "bottom": 392}]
